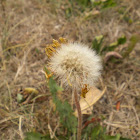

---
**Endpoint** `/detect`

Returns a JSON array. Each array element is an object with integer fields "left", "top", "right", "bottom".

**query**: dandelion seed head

[{"left": 48, "top": 42, "right": 102, "bottom": 90}]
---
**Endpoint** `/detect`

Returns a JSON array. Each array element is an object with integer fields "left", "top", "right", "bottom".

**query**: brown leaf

[
  {"left": 104, "top": 51, "right": 122, "bottom": 63},
  {"left": 116, "top": 101, "right": 121, "bottom": 111},
  {"left": 74, "top": 87, "right": 106, "bottom": 117}
]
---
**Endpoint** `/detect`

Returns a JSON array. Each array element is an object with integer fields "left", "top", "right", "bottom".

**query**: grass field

[{"left": 0, "top": 0, "right": 140, "bottom": 139}]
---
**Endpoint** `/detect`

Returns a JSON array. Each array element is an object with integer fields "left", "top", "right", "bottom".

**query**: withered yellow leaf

[
  {"left": 74, "top": 86, "right": 106, "bottom": 117},
  {"left": 24, "top": 88, "right": 39, "bottom": 94}
]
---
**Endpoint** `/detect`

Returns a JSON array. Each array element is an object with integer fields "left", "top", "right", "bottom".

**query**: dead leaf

[
  {"left": 116, "top": 101, "right": 121, "bottom": 111},
  {"left": 74, "top": 87, "right": 106, "bottom": 117},
  {"left": 104, "top": 51, "right": 122, "bottom": 63},
  {"left": 17, "top": 87, "right": 39, "bottom": 104},
  {"left": 24, "top": 87, "right": 39, "bottom": 94}
]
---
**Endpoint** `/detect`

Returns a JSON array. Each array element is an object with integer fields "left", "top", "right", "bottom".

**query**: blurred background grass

[{"left": 0, "top": 0, "right": 140, "bottom": 139}]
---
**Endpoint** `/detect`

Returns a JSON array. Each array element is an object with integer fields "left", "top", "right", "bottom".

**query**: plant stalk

[{"left": 74, "top": 90, "right": 82, "bottom": 140}]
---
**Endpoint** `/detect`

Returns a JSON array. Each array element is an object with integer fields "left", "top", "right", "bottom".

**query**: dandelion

[
  {"left": 45, "top": 38, "right": 102, "bottom": 140},
  {"left": 46, "top": 39, "right": 102, "bottom": 92}
]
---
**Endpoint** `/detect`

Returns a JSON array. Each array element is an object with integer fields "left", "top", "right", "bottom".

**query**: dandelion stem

[{"left": 74, "top": 90, "right": 82, "bottom": 140}]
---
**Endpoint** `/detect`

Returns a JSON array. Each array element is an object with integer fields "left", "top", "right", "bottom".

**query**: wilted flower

[{"left": 45, "top": 38, "right": 102, "bottom": 92}]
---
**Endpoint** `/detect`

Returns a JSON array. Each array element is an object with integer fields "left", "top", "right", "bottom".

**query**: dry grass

[{"left": 0, "top": 0, "right": 140, "bottom": 139}]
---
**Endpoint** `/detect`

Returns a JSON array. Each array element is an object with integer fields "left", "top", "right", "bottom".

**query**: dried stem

[{"left": 74, "top": 90, "right": 82, "bottom": 140}]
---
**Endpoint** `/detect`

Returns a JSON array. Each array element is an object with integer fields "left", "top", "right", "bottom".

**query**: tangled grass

[{"left": 0, "top": 0, "right": 140, "bottom": 139}]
